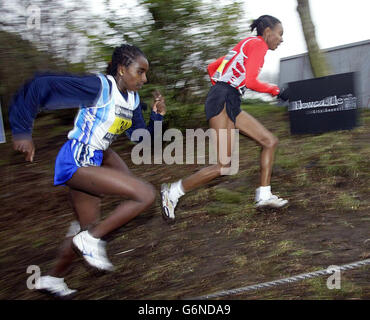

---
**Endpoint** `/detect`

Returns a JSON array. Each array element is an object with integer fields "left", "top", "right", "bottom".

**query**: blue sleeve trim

[
  {"left": 96, "top": 74, "right": 113, "bottom": 107},
  {"left": 8, "top": 73, "right": 102, "bottom": 136},
  {"left": 133, "top": 92, "right": 140, "bottom": 110}
]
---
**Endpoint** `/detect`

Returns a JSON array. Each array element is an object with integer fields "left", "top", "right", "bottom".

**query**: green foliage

[
  {"left": 1, "top": 0, "right": 250, "bottom": 129},
  {"left": 83, "top": 0, "right": 248, "bottom": 103},
  {"left": 213, "top": 188, "right": 244, "bottom": 204}
]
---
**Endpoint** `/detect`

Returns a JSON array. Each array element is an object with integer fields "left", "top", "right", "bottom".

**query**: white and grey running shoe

[
  {"left": 160, "top": 183, "right": 178, "bottom": 220},
  {"left": 35, "top": 275, "right": 77, "bottom": 298},
  {"left": 255, "top": 194, "right": 288, "bottom": 209},
  {"left": 72, "top": 231, "right": 114, "bottom": 272}
]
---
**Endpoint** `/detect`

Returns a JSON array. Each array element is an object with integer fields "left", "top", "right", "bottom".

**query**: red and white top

[{"left": 207, "top": 36, "right": 280, "bottom": 96}]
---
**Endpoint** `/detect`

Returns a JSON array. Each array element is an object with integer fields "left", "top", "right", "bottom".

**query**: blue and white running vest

[{"left": 67, "top": 74, "right": 140, "bottom": 151}]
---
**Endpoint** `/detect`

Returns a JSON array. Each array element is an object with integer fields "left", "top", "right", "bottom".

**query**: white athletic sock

[
  {"left": 85, "top": 230, "right": 100, "bottom": 242},
  {"left": 169, "top": 179, "right": 185, "bottom": 201},
  {"left": 66, "top": 220, "right": 81, "bottom": 237},
  {"left": 255, "top": 186, "right": 272, "bottom": 201}
]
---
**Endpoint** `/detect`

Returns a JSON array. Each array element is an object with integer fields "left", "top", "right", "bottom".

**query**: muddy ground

[{"left": 0, "top": 105, "right": 369, "bottom": 300}]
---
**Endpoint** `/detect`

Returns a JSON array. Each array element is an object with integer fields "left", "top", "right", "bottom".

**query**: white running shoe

[
  {"left": 160, "top": 183, "right": 178, "bottom": 220},
  {"left": 72, "top": 231, "right": 114, "bottom": 272},
  {"left": 35, "top": 275, "right": 76, "bottom": 298},
  {"left": 256, "top": 194, "right": 288, "bottom": 209}
]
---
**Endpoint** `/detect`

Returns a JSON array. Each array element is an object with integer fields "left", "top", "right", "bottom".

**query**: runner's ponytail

[{"left": 250, "top": 15, "right": 281, "bottom": 36}]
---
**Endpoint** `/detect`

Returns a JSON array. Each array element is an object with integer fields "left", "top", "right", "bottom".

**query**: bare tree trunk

[{"left": 297, "top": 0, "right": 331, "bottom": 77}]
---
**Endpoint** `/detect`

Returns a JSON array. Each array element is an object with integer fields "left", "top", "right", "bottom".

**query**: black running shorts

[{"left": 204, "top": 81, "right": 242, "bottom": 123}]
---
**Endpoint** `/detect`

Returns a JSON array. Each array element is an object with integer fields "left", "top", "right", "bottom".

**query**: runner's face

[
  {"left": 264, "top": 23, "right": 284, "bottom": 50},
  {"left": 118, "top": 55, "right": 149, "bottom": 92}
]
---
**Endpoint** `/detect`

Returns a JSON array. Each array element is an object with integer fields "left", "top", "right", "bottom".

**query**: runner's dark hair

[
  {"left": 250, "top": 15, "right": 281, "bottom": 36},
  {"left": 106, "top": 44, "right": 146, "bottom": 76}
]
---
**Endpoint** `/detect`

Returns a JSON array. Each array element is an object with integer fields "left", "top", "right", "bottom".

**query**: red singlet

[{"left": 207, "top": 36, "right": 279, "bottom": 96}]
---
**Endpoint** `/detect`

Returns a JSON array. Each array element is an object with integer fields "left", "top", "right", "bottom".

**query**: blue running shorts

[{"left": 54, "top": 139, "right": 103, "bottom": 186}]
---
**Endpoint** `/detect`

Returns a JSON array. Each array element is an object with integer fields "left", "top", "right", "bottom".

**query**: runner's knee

[
  {"left": 136, "top": 182, "right": 156, "bottom": 208},
  {"left": 145, "top": 184, "right": 156, "bottom": 206},
  {"left": 261, "top": 135, "right": 279, "bottom": 149}
]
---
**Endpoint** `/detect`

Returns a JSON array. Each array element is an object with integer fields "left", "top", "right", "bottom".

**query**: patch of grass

[
  {"left": 298, "top": 198, "right": 311, "bottom": 209},
  {"left": 176, "top": 220, "right": 189, "bottom": 230},
  {"left": 323, "top": 163, "right": 361, "bottom": 178},
  {"left": 306, "top": 278, "right": 333, "bottom": 300},
  {"left": 206, "top": 203, "right": 241, "bottom": 216},
  {"left": 182, "top": 189, "right": 210, "bottom": 205},
  {"left": 336, "top": 192, "right": 361, "bottom": 211},
  {"left": 294, "top": 171, "right": 311, "bottom": 187},
  {"left": 242, "top": 202, "right": 257, "bottom": 214},
  {"left": 250, "top": 239, "right": 266, "bottom": 248},
  {"left": 241, "top": 104, "right": 286, "bottom": 118},
  {"left": 229, "top": 225, "right": 248, "bottom": 237},
  {"left": 232, "top": 255, "right": 248, "bottom": 267},
  {"left": 306, "top": 275, "right": 364, "bottom": 299},
  {"left": 274, "top": 154, "right": 298, "bottom": 170},
  {"left": 290, "top": 249, "right": 309, "bottom": 257},
  {"left": 274, "top": 240, "right": 295, "bottom": 256},
  {"left": 212, "top": 188, "right": 244, "bottom": 204}
]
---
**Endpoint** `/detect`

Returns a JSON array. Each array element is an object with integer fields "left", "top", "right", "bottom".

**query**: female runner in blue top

[{"left": 9, "top": 44, "right": 166, "bottom": 297}]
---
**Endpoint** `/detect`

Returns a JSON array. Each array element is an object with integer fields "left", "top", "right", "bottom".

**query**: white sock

[
  {"left": 85, "top": 230, "right": 100, "bottom": 241},
  {"left": 169, "top": 179, "right": 185, "bottom": 201},
  {"left": 66, "top": 220, "right": 81, "bottom": 237},
  {"left": 255, "top": 186, "right": 272, "bottom": 201}
]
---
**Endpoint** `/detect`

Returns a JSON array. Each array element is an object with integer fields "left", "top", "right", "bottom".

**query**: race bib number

[{"left": 108, "top": 117, "right": 132, "bottom": 135}]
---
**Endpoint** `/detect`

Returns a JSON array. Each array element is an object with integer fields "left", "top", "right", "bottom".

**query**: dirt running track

[{"left": 0, "top": 108, "right": 369, "bottom": 300}]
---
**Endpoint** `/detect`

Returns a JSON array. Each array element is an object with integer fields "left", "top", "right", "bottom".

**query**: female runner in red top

[{"left": 161, "top": 15, "right": 289, "bottom": 220}]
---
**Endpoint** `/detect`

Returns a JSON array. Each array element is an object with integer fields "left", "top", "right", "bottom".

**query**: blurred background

[
  {"left": 0, "top": 0, "right": 250, "bottom": 122},
  {"left": 1, "top": 0, "right": 369, "bottom": 121}
]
